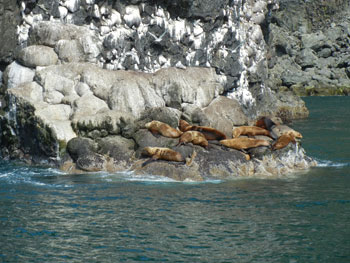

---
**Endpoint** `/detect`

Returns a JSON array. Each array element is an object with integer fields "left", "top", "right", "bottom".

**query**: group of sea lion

[{"left": 141, "top": 117, "right": 303, "bottom": 166}]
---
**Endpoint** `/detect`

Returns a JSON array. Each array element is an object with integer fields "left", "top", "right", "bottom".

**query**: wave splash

[{"left": 315, "top": 158, "right": 349, "bottom": 168}]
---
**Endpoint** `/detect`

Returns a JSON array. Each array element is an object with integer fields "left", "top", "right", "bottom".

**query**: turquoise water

[{"left": 0, "top": 97, "right": 350, "bottom": 262}]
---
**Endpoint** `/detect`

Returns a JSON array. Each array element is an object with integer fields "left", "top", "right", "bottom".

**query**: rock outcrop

[
  {"left": 0, "top": 0, "right": 321, "bottom": 180},
  {"left": 266, "top": 0, "right": 350, "bottom": 96}
]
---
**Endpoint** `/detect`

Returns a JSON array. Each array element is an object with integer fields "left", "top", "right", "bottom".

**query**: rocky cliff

[
  {"left": 266, "top": 0, "right": 350, "bottom": 95},
  {"left": 0, "top": 0, "right": 325, "bottom": 180}
]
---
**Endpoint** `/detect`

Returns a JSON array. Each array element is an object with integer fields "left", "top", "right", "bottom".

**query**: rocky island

[{"left": 1, "top": 0, "right": 348, "bottom": 181}]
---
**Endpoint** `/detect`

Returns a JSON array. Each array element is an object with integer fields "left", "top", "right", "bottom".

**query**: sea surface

[{"left": 0, "top": 96, "right": 349, "bottom": 263}]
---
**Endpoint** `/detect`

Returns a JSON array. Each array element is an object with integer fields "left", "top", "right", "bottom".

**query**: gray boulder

[
  {"left": 16, "top": 45, "right": 58, "bottom": 68},
  {"left": 71, "top": 93, "right": 109, "bottom": 121},
  {"left": 97, "top": 135, "right": 135, "bottom": 162},
  {"left": 55, "top": 39, "right": 85, "bottom": 63},
  {"left": 153, "top": 67, "right": 224, "bottom": 110},
  {"left": 133, "top": 129, "right": 178, "bottom": 152},
  {"left": 76, "top": 152, "right": 108, "bottom": 172},
  {"left": 3, "top": 62, "right": 35, "bottom": 90},
  {"left": 203, "top": 96, "right": 248, "bottom": 138},
  {"left": 29, "top": 21, "right": 101, "bottom": 63},
  {"left": 108, "top": 76, "right": 165, "bottom": 117},
  {"left": 67, "top": 137, "right": 98, "bottom": 161},
  {"left": 138, "top": 107, "right": 182, "bottom": 128},
  {"left": 72, "top": 109, "right": 136, "bottom": 138},
  {"left": 296, "top": 48, "right": 318, "bottom": 68}
]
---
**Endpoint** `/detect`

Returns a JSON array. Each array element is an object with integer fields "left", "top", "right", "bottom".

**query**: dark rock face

[
  {"left": 0, "top": 0, "right": 21, "bottom": 66},
  {"left": 267, "top": 0, "right": 350, "bottom": 96}
]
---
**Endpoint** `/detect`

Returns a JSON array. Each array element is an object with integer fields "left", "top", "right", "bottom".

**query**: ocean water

[{"left": 0, "top": 96, "right": 349, "bottom": 263}]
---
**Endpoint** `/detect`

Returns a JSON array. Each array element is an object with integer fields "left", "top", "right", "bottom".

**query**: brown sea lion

[
  {"left": 142, "top": 147, "right": 184, "bottom": 163},
  {"left": 178, "top": 131, "right": 209, "bottom": 148},
  {"left": 271, "top": 125, "right": 302, "bottom": 139},
  {"left": 145, "top": 120, "right": 183, "bottom": 138},
  {"left": 141, "top": 147, "right": 196, "bottom": 166},
  {"left": 242, "top": 152, "right": 251, "bottom": 161},
  {"left": 272, "top": 133, "right": 297, "bottom": 150},
  {"left": 220, "top": 138, "right": 270, "bottom": 150},
  {"left": 178, "top": 120, "right": 226, "bottom": 140},
  {"left": 189, "top": 125, "right": 226, "bottom": 141},
  {"left": 232, "top": 126, "right": 274, "bottom": 138},
  {"left": 179, "top": 119, "right": 192, "bottom": 132}
]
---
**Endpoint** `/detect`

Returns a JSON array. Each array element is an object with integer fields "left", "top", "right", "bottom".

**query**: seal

[
  {"left": 220, "top": 137, "right": 270, "bottom": 150},
  {"left": 145, "top": 120, "right": 183, "bottom": 138},
  {"left": 178, "top": 131, "right": 209, "bottom": 148},
  {"left": 141, "top": 146, "right": 196, "bottom": 166},
  {"left": 232, "top": 126, "right": 274, "bottom": 138},
  {"left": 272, "top": 133, "right": 296, "bottom": 150}
]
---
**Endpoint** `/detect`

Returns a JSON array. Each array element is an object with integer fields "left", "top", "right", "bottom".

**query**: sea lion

[
  {"left": 232, "top": 126, "right": 274, "bottom": 138},
  {"left": 141, "top": 146, "right": 196, "bottom": 166},
  {"left": 190, "top": 125, "right": 227, "bottom": 140},
  {"left": 142, "top": 147, "right": 184, "bottom": 163},
  {"left": 145, "top": 120, "right": 183, "bottom": 138},
  {"left": 272, "top": 133, "right": 297, "bottom": 150},
  {"left": 179, "top": 119, "right": 192, "bottom": 132},
  {"left": 178, "top": 131, "right": 209, "bottom": 148},
  {"left": 255, "top": 116, "right": 277, "bottom": 131},
  {"left": 220, "top": 137, "right": 270, "bottom": 150},
  {"left": 178, "top": 120, "right": 226, "bottom": 140},
  {"left": 271, "top": 125, "right": 302, "bottom": 139},
  {"left": 242, "top": 152, "right": 251, "bottom": 161}
]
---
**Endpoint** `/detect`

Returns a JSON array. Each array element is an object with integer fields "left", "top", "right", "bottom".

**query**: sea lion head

[
  {"left": 142, "top": 146, "right": 155, "bottom": 156},
  {"left": 179, "top": 119, "right": 191, "bottom": 132},
  {"left": 287, "top": 130, "right": 302, "bottom": 139}
]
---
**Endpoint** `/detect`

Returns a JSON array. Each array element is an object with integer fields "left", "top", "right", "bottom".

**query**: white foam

[
  {"left": 315, "top": 159, "right": 348, "bottom": 168},
  {"left": 0, "top": 173, "right": 9, "bottom": 178}
]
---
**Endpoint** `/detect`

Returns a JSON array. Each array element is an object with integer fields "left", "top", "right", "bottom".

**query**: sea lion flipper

[
  {"left": 185, "top": 150, "right": 197, "bottom": 166},
  {"left": 152, "top": 154, "right": 160, "bottom": 160},
  {"left": 142, "top": 158, "right": 156, "bottom": 167}
]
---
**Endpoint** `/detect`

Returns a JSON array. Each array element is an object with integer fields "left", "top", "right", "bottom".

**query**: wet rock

[
  {"left": 76, "top": 152, "right": 107, "bottom": 172},
  {"left": 67, "top": 137, "right": 97, "bottom": 161},
  {"left": 134, "top": 160, "right": 203, "bottom": 182}
]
